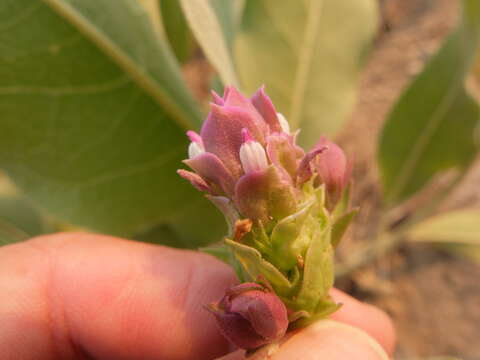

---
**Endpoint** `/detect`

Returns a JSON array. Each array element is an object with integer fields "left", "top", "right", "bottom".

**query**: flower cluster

[
  {"left": 178, "top": 86, "right": 354, "bottom": 350},
  {"left": 178, "top": 86, "right": 349, "bottom": 225}
]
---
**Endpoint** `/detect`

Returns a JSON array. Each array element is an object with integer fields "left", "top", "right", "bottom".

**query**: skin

[{"left": 0, "top": 232, "right": 396, "bottom": 360}]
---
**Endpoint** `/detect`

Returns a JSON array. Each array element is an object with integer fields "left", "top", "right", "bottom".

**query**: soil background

[
  {"left": 185, "top": 1, "right": 480, "bottom": 358},
  {"left": 339, "top": 1, "right": 480, "bottom": 359}
]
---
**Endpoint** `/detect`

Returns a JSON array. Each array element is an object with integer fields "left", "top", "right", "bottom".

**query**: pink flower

[
  {"left": 177, "top": 86, "right": 350, "bottom": 221},
  {"left": 207, "top": 282, "right": 288, "bottom": 350},
  {"left": 312, "top": 137, "right": 351, "bottom": 208},
  {"left": 178, "top": 87, "right": 352, "bottom": 346}
]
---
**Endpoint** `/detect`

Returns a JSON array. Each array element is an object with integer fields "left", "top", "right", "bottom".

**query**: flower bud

[
  {"left": 313, "top": 137, "right": 350, "bottom": 207},
  {"left": 207, "top": 283, "right": 288, "bottom": 350},
  {"left": 187, "top": 130, "right": 205, "bottom": 159},
  {"left": 239, "top": 129, "right": 268, "bottom": 174}
]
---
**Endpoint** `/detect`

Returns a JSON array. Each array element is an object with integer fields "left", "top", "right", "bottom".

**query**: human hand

[{"left": 0, "top": 232, "right": 395, "bottom": 360}]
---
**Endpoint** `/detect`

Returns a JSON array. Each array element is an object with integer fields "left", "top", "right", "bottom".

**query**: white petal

[
  {"left": 240, "top": 141, "right": 268, "bottom": 173},
  {"left": 188, "top": 142, "right": 204, "bottom": 159},
  {"left": 277, "top": 113, "right": 290, "bottom": 134}
]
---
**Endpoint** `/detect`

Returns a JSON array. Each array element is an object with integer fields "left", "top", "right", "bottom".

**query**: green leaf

[
  {"left": 270, "top": 200, "right": 314, "bottom": 270},
  {"left": 296, "top": 226, "right": 334, "bottom": 311},
  {"left": 200, "top": 243, "right": 231, "bottom": 263},
  {"left": 159, "top": 0, "right": 195, "bottom": 63},
  {"left": 407, "top": 209, "right": 480, "bottom": 262},
  {"left": 331, "top": 208, "right": 358, "bottom": 247},
  {"left": 235, "top": 0, "right": 378, "bottom": 148},
  {"left": 225, "top": 239, "right": 292, "bottom": 296},
  {"left": 137, "top": 0, "right": 168, "bottom": 42},
  {"left": 209, "top": 0, "right": 237, "bottom": 47},
  {"left": 378, "top": 0, "right": 480, "bottom": 205},
  {"left": 200, "top": 243, "right": 245, "bottom": 281},
  {"left": 0, "top": 195, "right": 48, "bottom": 245},
  {"left": 408, "top": 209, "right": 480, "bottom": 245},
  {"left": 44, "top": 0, "right": 202, "bottom": 126},
  {"left": 0, "top": 0, "right": 223, "bottom": 245},
  {"left": 179, "top": 0, "right": 239, "bottom": 87}
]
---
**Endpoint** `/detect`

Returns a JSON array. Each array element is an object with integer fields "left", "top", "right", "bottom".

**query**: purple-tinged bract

[
  {"left": 177, "top": 86, "right": 348, "bottom": 225},
  {"left": 207, "top": 282, "right": 288, "bottom": 350},
  {"left": 178, "top": 86, "right": 354, "bottom": 346}
]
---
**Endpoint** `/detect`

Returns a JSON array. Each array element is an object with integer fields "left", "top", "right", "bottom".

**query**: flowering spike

[
  {"left": 239, "top": 138, "right": 268, "bottom": 174},
  {"left": 177, "top": 86, "right": 354, "bottom": 343},
  {"left": 277, "top": 113, "right": 290, "bottom": 134}
]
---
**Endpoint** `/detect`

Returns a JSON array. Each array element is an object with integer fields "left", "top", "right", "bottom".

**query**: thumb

[
  {"left": 269, "top": 320, "right": 389, "bottom": 360},
  {"left": 217, "top": 320, "right": 390, "bottom": 360}
]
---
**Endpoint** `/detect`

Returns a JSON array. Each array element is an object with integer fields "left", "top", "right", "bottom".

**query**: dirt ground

[
  {"left": 184, "top": 1, "right": 480, "bottom": 358},
  {"left": 338, "top": 1, "right": 480, "bottom": 359}
]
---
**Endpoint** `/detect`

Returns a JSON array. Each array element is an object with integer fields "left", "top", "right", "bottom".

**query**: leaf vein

[{"left": 0, "top": 76, "right": 132, "bottom": 96}]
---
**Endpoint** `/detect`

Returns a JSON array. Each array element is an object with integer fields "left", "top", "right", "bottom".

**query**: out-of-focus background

[{"left": 339, "top": 1, "right": 480, "bottom": 358}]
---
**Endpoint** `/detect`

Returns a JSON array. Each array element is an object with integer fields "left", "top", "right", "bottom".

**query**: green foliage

[
  {"left": 0, "top": 195, "right": 48, "bottom": 245},
  {"left": 179, "top": 0, "right": 239, "bottom": 87},
  {"left": 4, "top": 0, "right": 478, "bottom": 255},
  {"left": 225, "top": 239, "right": 293, "bottom": 296},
  {"left": 159, "top": 0, "right": 195, "bottom": 63},
  {"left": 234, "top": 0, "right": 378, "bottom": 148},
  {"left": 331, "top": 209, "right": 358, "bottom": 247},
  {"left": 378, "top": 0, "right": 480, "bottom": 206},
  {"left": 208, "top": 0, "right": 240, "bottom": 49},
  {"left": 0, "top": 0, "right": 223, "bottom": 246},
  {"left": 295, "top": 225, "right": 334, "bottom": 312},
  {"left": 407, "top": 209, "right": 480, "bottom": 262}
]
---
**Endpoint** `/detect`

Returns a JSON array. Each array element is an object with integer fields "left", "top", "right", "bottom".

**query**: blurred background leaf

[
  {"left": 208, "top": 0, "right": 239, "bottom": 49},
  {"left": 378, "top": 0, "right": 480, "bottom": 206},
  {"left": 0, "top": 195, "right": 49, "bottom": 245},
  {"left": 0, "top": 172, "right": 49, "bottom": 245},
  {"left": 0, "top": 0, "right": 224, "bottom": 246},
  {"left": 235, "top": 0, "right": 378, "bottom": 148},
  {"left": 179, "top": 0, "right": 239, "bottom": 87},
  {"left": 407, "top": 209, "right": 480, "bottom": 263},
  {"left": 159, "top": 0, "right": 195, "bottom": 63}
]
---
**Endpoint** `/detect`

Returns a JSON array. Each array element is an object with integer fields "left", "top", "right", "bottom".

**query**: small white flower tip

[
  {"left": 188, "top": 141, "right": 205, "bottom": 159},
  {"left": 277, "top": 113, "right": 290, "bottom": 134},
  {"left": 240, "top": 141, "right": 268, "bottom": 174}
]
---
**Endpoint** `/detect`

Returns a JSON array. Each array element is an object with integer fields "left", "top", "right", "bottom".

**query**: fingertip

[
  {"left": 330, "top": 289, "right": 396, "bottom": 355},
  {"left": 2, "top": 232, "right": 239, "bottom": 360},
  {"left": 271, "top": 320, "right": 390, "bottom": 360}
]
